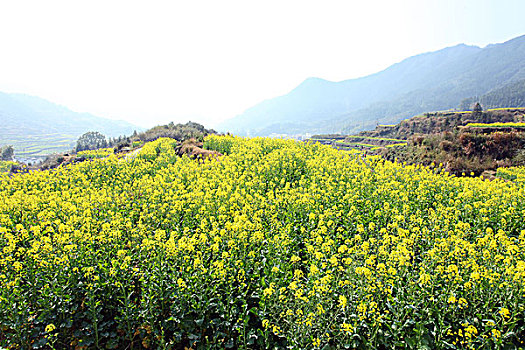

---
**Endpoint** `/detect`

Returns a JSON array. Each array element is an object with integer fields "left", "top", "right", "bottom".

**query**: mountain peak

[
  {"left": 301, "top": 77, "right": 332, "bottom": 84},
  {"left": 218, "top": 34, "right": 525, "bottom": 136}
]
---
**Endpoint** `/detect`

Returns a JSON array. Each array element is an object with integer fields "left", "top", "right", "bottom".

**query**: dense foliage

[
  {"left": 1, "top": 136, "right": 525, "bottom": 349},
  {"left": 75, "top": 132, "right": 109, "bottom": 153},
  {"left": 383, "top": 129, "right": 525, "bottom": 176},
  {"left": 136, "top": 121, "right": 215, "bottom": 143},
  {"left": 0, "top": 145, "right": 14, "bottom": 161},
  {"left": 459, "top": 79, "right": 525, "bottom": 111}
]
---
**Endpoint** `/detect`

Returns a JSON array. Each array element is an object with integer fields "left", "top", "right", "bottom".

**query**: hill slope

[
  {"left": 219, "top": 34, "right": 525, "bottom": 136},
  {"left": 0, "top": 92, "right": 140, "bottom": 159},
  {"left": 459, "top": 79, "right": 525, "bottom": 110},
  {"left": 353, "top": 108, "right": 525, "bottom": 176}
]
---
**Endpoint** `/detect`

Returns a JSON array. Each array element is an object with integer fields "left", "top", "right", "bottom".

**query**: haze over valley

[{"left": 0, "top": 92, "right": 139, "bottom": 162}]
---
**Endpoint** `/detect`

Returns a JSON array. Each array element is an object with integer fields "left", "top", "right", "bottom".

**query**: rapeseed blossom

[{"left": 0, "top": 136, "right": 524, "bottom": 348}]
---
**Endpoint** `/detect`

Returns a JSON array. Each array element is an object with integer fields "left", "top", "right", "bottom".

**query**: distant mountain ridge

[
  {"left": 459, "top": 79, "right": 525, "bottom": 110},
  {"left": 218, "top": 34, "right": 525, "bottom": 136},
  {"left": 0, "top": 92, "right": 140, "bottom": 159}
]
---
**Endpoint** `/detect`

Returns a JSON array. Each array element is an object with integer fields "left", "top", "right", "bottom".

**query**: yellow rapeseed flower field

[
  {"left": 0, "top": 161, "right": 18, "bottom": 173},
  {"left": 498, "top": 166, "right": 525, "bottom": 183},
  {"left": 0, "top": 136, "right": 524, "bottom": 349},
  {"left": 77, "top": 148, "right": 116, "bottom": 159}
]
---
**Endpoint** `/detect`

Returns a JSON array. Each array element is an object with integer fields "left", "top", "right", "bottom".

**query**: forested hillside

[
  {"left": 459, "top": 79, "right": 525, "bottom": 110},
  {"left": 219, "top": 35, "right": 525, "bottom": 136}
]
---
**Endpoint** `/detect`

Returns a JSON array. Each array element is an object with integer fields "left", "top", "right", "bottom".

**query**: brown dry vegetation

[
  {"left": 175, "top": 138, "right": 222, "bottom": 160},
  {"left": 360, "top": 108, "right": 525, "bottom": 140},
  {"left": 345, "top": 108, "right": 525, "bottom": 176},
  {"left": 381, "top": 125, "right": 525, "bottom": 176}
]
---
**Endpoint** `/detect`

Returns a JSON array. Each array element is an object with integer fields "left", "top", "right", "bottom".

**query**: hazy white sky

[{"left": 0, "top": 0, "right": 524, "bottom": 128}]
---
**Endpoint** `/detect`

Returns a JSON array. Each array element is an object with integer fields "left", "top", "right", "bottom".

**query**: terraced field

[
  {"left": 311, "top": 135, "right": 407, "bottom": 152},
  {"left": 466, "top": 122, "right": 525, "bottom": 129},
  {"left": 0, "top": 133, "right": 75, "bottom": 158}
]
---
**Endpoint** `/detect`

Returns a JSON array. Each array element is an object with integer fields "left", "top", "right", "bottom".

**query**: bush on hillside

[{"left": 137, "top": 121, "right": 216, "bottom": 143}]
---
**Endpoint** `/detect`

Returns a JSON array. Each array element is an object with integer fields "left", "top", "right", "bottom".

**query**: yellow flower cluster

[
  {"left": 77, "top": 147, "right": 116, "bottom": 159},
  {"left": 467, "top": 122, "right": 525, "bottom": 128},
  {"left": 497, "top": 166, "right": 525, "bottom": 182},
  {"left": 0, "top": 160, "right": 18, "bottom": 173},
  {"left": 0, "top": 135, "right": 524, "bottom": 349}
]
